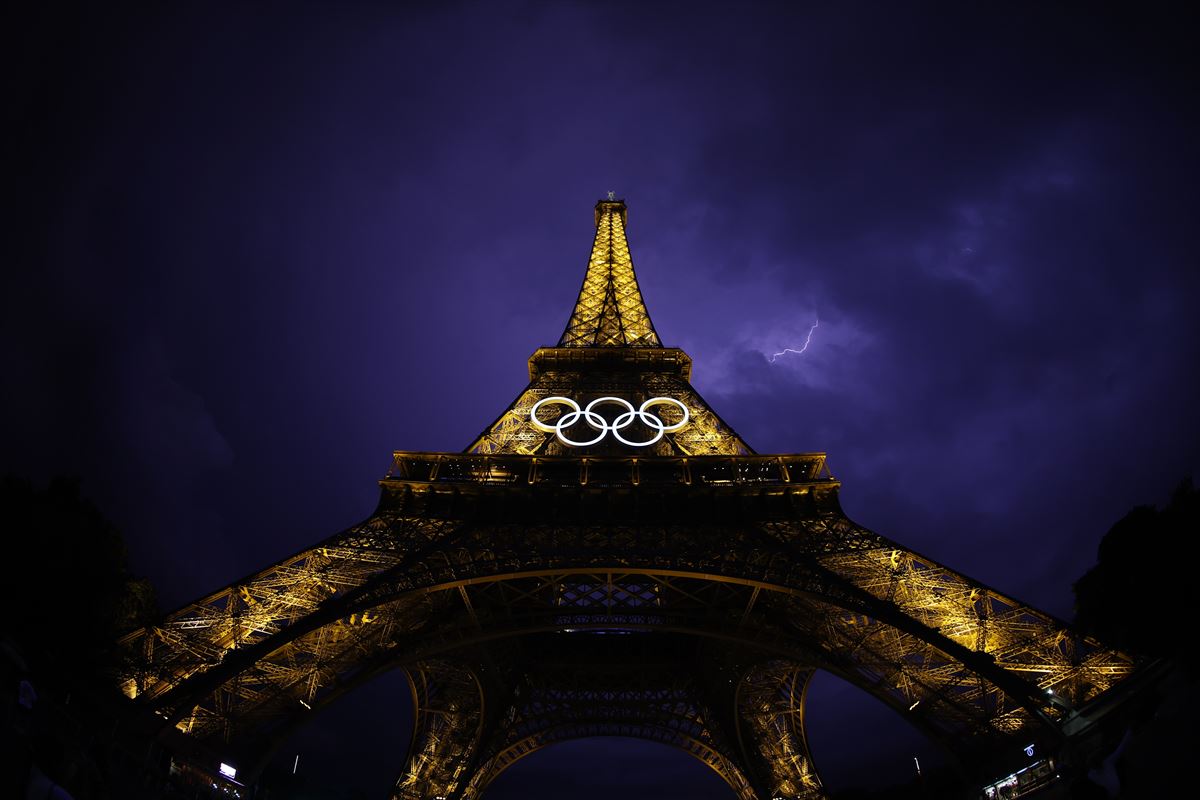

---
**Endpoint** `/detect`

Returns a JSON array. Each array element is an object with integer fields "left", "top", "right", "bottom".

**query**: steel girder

[
  {"left": 557, "top": 200, "right": 660, "bottom": 349},
  {"left": 467, "top": 361, "right": 753, "bottom": 456},
  {"left": 117, "top": 471, "right": 1133, "bottom": 794}
]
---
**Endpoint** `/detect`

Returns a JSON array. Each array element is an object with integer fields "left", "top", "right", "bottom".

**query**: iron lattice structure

[{"left": 119, "top": 199, "right": 1136, "bottom": 799}]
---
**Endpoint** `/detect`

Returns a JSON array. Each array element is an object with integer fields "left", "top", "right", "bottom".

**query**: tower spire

[
  {"left": 465, "top": 197, "right": 750, "bottom": 456},
  {"left": 558, "top": 198, "right": 662, "bottom": 347}
]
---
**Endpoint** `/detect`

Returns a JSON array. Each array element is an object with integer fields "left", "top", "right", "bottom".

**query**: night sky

[{"left": 8, "top": 2, "right": 1198, "bottom": 797}]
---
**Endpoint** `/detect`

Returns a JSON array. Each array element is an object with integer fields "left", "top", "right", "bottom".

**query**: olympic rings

[{"left": 529, "top": 396, "right": 690, "bottom": 447}]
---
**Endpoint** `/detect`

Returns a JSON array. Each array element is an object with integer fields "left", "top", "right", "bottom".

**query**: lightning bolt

[{"left": 769, "top": 317, "right": 819, "bottom": 363}]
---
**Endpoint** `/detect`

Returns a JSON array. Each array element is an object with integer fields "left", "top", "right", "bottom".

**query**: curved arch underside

[
  {"left": 391, "top": 639, "right": 822, "bottom": 799},
  {"left": 118, "top": 479, "right": 1134, "bottom": 797}
]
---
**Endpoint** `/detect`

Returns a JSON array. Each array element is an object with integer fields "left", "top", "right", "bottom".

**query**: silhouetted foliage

[
  {"left": 1073, "top": 478, "right": 1197, "bottom": 661},
  {"left": 0, "top": 476, "right": 158, "bottom": 691}
]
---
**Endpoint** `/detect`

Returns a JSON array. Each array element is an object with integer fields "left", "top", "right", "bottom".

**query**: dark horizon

[{"left": 8, "top": 2, "right": 1198, "bottom": 796}]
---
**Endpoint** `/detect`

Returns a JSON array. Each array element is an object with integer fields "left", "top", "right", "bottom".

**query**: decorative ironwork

[
  {"left": 118, "top": 198, "right": 1139, "bottom": 799},
  {"left": 559, "top": 199, "right": 660, "bottom": 348}
]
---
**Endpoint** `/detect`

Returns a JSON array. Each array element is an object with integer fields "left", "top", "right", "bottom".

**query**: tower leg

[
  {"left": 737, "top": 661, "right": 825, "bottom": 799},
  {"left": 392, "top": 660, "right": 486, "bottom": 800}
]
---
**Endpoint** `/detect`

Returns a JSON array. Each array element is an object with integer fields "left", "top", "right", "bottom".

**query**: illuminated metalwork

[
  {"left": 119, "top": 198, "right": 1138, "bottom": 798},
  {"left": 559, "top": 200, "right": 660, "bottom": 348}
]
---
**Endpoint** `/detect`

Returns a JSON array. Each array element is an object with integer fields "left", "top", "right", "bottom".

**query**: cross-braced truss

[
  {"left": 467, "top": 352, "right": 751, "bottom": 456},
  {"left": 118, "top": 458, "right": 1134, "bottom": 796},
  {"left": 558, "top": 200, "right": 660, "bottom": 348},
  {"left": 118, "top": 199, "right": 1140, "bottom": 798}
]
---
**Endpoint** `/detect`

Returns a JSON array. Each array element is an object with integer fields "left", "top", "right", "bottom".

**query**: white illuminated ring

[
  {"left": 530, "top": 397, "right": 605, "bottom": 447},
  {"left": 529, "top": 396, "right": 689, "bottom": 447}
]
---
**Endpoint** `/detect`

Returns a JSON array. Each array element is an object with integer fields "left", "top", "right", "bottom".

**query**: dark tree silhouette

[
  {"left": 1073, "top": 478, "right": 1197, "bottom": 662},
  {"left": 0, "top": 476, "right": 158, "bottom": 691}
]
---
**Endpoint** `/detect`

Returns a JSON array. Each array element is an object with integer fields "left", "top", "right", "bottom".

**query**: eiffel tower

[{"left": 120, "top": 198, "right": 1138, "bottom": 799}]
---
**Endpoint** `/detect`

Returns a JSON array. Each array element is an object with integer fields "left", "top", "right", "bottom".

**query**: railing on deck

[{"left": 383, "top": 452, "right": 835, "bottom": 489}]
